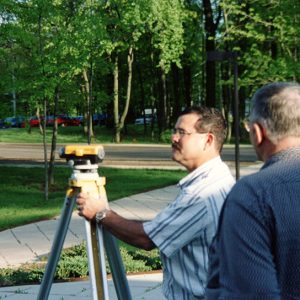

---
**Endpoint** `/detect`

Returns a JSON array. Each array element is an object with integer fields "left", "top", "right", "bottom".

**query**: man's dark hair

[{"left": 180, "top": 106, "right": 227, "bottom": 152}]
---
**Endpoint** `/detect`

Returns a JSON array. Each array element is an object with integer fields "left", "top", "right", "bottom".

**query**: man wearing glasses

[{"left": 76, "top": 106, "right": 235, "bottom": 300}]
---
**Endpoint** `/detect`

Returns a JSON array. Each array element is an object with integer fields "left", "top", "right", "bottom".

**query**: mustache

[{"left": 172, "top": 143, "right": 181, "bottom": 151}]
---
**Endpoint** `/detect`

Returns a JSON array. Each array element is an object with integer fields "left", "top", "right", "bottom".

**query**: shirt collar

[
  {"left": 178, "top": 156, "right": 222, "bottom": 188},
  {"left": 262, "top": 147, "right": 300, "bottom": 170}
]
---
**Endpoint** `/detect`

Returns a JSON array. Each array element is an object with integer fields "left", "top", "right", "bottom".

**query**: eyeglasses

[{"left": 172, "top": 128, "right": 207, "bottom": 137}]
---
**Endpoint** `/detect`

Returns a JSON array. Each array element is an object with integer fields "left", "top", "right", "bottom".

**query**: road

[{"left": 0, "top": 143, "right": 258, "bottom": 168}]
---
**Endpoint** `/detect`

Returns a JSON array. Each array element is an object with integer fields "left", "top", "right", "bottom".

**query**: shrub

[
  {"left": 0, "top": 242, "right": 161, "bottom": 287},
  {"left": 160, "top": 129, "right": 172, "bottom": 143}
]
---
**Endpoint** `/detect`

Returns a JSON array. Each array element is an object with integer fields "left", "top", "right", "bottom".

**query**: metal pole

[
  {"left": 85, "top": 220, "right": 109, "bottom": 300},
  {"left": 206, "top": 51, "right": 240, "bottom": 179},
  {"left": 37, "top": 192, "right": 78, "bottom": 300},
  {"left": 103, "top": 230, "right": 132, "bottom": 300},
  {"left": 233, "top": 57, "right": 240, "bottom": 180}
]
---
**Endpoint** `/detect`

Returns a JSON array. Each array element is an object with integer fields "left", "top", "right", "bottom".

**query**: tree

[
  {"left": 220, "top": 0, "right": 300, "bottom": 116},
  {"left": 147, "top": 0, "right": 187, "bottom": 135},
  {"left": 1, "top": 0, "right": 300, "bottom": 148},
  {"left": 202, "top": 0, "right": 222, "bottom": 107}
]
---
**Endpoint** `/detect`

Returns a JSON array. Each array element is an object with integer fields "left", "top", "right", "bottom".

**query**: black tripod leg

[
  {"left": 103, "top": 229, "right": 132, "bottom": 300},
  {"left": 37, "top": 192, "right": 77, "bottom": 300}
]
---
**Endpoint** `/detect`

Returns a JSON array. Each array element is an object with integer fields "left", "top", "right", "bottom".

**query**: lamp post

[{"left": 206, "top": 51, "right": 240, "bottom": 180}]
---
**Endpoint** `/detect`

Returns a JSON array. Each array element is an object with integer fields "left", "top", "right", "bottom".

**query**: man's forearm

[{"left": 100, "top": 210, "right": 156, "bottom": 251}]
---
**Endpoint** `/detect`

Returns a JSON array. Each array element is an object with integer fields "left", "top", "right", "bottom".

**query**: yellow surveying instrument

[{"left": 37, "top": 144, "right": 132, "bottom": 300}]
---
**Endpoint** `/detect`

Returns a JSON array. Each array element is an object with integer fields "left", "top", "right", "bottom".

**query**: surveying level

[
  {"left": 37, "top": 144, "right": 132, "bottom": 300},
  {"left": 59, "top": 144, "right": 105, "bottom": 164}
]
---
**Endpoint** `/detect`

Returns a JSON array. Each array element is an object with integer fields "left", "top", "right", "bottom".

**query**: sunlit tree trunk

[
  {"left": 42, "top": 98, "right": 48, "bottom": 201},
  {"left": 113, "top": 54, "right": 120, "bottom": 142},
  {"left": 158, "top": 66, "right": 167, "bottom": 139},
  {"left": 114, "top": 47, "right": 134, "bottom": 143},
  {"left": 48, "top": 86, "right": 59, "bottom": 186},
  {"left": 82, "top": 68, "right": 94, "bottom": 143}
]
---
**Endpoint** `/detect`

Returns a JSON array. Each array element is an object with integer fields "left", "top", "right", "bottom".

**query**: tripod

[{"left": 37, "top": 145, "right": 132, "bottom": 300}]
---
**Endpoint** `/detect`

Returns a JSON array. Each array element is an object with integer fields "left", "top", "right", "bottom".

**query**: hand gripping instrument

[{"left": 37, "top": 144, "right": 131, "bottom": 300}]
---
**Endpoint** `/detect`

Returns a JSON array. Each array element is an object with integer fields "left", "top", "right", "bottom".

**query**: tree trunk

[
  {"left": 157, "top": 66, "right": 167, "bottom": 139},
  {"left": 183, "top": 65, "right": 192, "bottom": 107},
  {"left": 37, "top": 9, "right": 49, "bottom": 201},
  {"left": 172, "top": 63, "right": 181, "bottom": 122},
  {"left": 162, "top": 70, "right": 168, "bottom": 129},
  {"left": 115, "top": 47, "right": 134, "bottom": 143},
  {"left": 150, "top": 50, "right": 157, "bottom": 140},
  {"left": 202, "top": 0, "right": 221, "bottom": 107},
  {"left": 42, "top": 98, "right": 48, "bottom": 201},
  {"left": 82, "top": 68, "right": 94, "bottom": 143},
  {"left": 205, "top": 43, "right": 216, "bottom": 107},
  {"left": 137, "top": 59, "right": 147, "bottom": 134},
  {"left": 35, "top": 107, "right": 44, "bottom": 135},
  {"left": 48, "top": 86, "right": 59, "bottom": 186},
  {"left": 222, "top": 78, "right": 232, "bottom": 143},
  {"left": 113, "top": 54, "right": 120, "bottom": 142}
]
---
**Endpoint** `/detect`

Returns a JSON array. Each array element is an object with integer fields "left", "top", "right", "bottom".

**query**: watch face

[{"left": 96, "top": 210, "right": 107, "bottom": 222}]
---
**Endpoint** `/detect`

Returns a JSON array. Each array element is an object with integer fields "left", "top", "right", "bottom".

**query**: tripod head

[{"left": 59, "top": 144, "right": 105, "bottom": 168}]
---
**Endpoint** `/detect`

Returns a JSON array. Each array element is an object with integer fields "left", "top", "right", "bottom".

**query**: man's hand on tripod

[{"left": 76, "top": 192, "right": 107, "bottom": 221}]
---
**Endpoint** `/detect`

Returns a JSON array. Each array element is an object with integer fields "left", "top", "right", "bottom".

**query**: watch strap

[{"left": 95, "top": 208, "right": 109, "bottom": 223}]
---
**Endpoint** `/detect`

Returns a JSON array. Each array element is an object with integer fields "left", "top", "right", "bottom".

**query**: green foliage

[
  {"left": 0, "top": 266, "right": 44, "bottom": 286},
  {"left": 128, "top": 248, "right": 162, "bottom": 270},
  {"left": 1, "top": 0, "right": 300, "bottom": 136},
  {"left": 148, "top": 0, "right": 187, "bottom": 72},
  {"left": 0, "top": 242, "right": 161, "bottom": 287},
  {"left": 56, "top": 243, "right": 89, "bottom": 279},
  {"left": 159, "top": 129, "right": 172, "bottom": 143},
  {"left": 116, "top": 247, "right": 152, "bottom": 273},
  {"left": 220, "top": 0, "right": 300, "bottom": 92}
]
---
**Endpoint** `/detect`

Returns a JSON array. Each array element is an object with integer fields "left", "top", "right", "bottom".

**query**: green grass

[
  {"left": 0, "top": 125, "right": 251, "bottom": 145},
  {"left": 0, "top": 125, "right": 168, "bottom": 144},
  {"left": 0, "top": 166, "right": 186, "bottom": 231}
]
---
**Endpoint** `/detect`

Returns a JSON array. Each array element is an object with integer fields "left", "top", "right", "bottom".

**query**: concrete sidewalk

[
  {"left": 0, "top": 272, "right": 164, "bottom": 299},
  {"left": 0, "top": 162, "right": 262, "bottom": 299}
]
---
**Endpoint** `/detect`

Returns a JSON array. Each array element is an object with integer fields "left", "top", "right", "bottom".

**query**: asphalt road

[{"left": 0, "top": 143, "right": 258, "bottom": 168}]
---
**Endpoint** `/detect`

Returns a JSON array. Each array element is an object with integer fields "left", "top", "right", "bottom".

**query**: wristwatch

[{"left": 95, "top": 209, "right": 109, "bottom": 223}]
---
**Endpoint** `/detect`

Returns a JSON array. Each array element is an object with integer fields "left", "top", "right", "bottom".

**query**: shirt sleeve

[
  {"left": 216, "top": 183, "right": 280, "bottom": 299},
  {"left": 143, "top": 193, "right": 208, "bottom": 257}
]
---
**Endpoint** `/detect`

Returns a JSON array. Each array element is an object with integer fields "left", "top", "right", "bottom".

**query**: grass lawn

[
  {"left": 0, "top": 166, "right": 186, "bottom": 231},
  {"left": 0, "top": 124, "right": 251, "bottom": 145},
  {"left": 0, "top": 125, "right": 170, "bottom": 144}
]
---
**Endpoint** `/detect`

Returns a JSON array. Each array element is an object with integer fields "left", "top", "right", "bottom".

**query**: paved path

[
  {"left": 0, "top": 162, "right": 262, "bottom": 299},
  {"left": 0, "top": 273, "right": 164, "bottom": 300}
]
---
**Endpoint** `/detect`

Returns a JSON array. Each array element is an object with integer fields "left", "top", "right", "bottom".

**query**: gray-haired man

[{"left": 206, "top": 82, "right": 300, "bottom": 299}]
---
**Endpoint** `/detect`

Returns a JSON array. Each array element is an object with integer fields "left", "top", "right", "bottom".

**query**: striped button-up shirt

[{"left": 143, "top": 157, "right": 235, "bottom": 300}]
